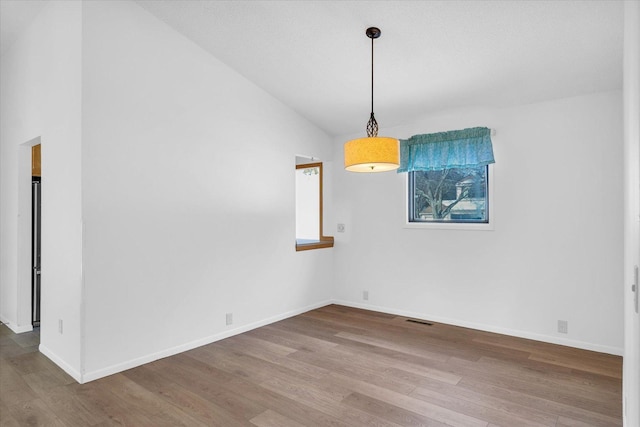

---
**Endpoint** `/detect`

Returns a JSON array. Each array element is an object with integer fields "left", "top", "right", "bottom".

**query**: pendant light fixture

[{"left": 344, "top": 27, "right": 399, "bottom": 173}]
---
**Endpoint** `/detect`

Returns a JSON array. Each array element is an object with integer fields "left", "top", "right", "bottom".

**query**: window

[
  {"left": 399, "top": 127, "right": 495, "bottom": 228},
  {"left": 408, "top": 165, "right": 489, "bottom": 223},
  {"left": 295, "top": 161, "right": 334, "bottom": 251}
]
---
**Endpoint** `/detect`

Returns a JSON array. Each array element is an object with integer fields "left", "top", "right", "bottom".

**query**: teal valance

[{"left": 398, "top": 127, "right": 495, "bottom": 173}]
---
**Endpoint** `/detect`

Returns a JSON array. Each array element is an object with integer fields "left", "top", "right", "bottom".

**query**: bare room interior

[{"left": 1, "top": 1, "right": 639, "bottom": 426}]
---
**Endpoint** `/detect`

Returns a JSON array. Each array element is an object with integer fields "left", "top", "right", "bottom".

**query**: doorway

[{"left": 31, "top": 144, "right": 41, "bottom": 327}]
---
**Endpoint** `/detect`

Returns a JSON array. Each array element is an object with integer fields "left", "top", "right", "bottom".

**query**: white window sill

[{"left": 403, "top": 221, "right": 494, "bottom": 231}]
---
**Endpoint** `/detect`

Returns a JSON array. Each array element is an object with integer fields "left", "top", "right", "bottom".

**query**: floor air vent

[{"left": 406, "top": 319, "right": 434, "bottom": 326}]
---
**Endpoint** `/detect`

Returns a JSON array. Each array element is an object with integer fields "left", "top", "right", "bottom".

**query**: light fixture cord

[
  {"left": 366, "top": 33, "right": 379, "bottom": 138},
  {"left": 371, "top": 33, "right": 374, "bottom": 116}
]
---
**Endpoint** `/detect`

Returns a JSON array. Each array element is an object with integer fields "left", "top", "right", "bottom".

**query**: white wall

[
  {"left": 0, "top": 1, "right": 83, "bottom": 380},
  {"left": 80, "top": 1, "right": 334, "bottom": 381},
  {"left": 623, "top": 1, "right": 640, "bottom": 425},
  {"left": 333, "top": 91, "right": 624, "bottom": 355}
]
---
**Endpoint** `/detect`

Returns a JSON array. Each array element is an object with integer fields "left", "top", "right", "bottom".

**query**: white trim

[
  {"left": 80, "top": 220, "right": 86, "bottom": 380},
  {"left": 333, "top": 299, "right": 624, "bottom": 356},
  {"left": 403, "top": 221, "right": 494, "bottom": 231},
  {"left": 80, "top": 299, "right": 333, "bottom": 383},
  {"left": 36, "top": 296, "right": 624, "bottom": 384},
  {"left": 403, "top": 164, "right": 495, "bottom": 231},
  {"left": 39, "top": 344, "right": 83, "bottom": 383},
  {"left": 0, "top": 316, "right": 34, "bottom": 334}
]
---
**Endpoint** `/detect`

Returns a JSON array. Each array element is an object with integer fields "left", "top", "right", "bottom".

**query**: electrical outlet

[
  {"left": 225, "top": 313, "right": 233, "bottom": 326},
  {"left": 337, "top": 223, "right": 345, "bottom": 233},
  {"left": 363, "top": 290, "right": 369, "bottom": 301},
  {"left": 557, "top": 320, "right": 568, "bottom": 334},
  {"left": 58, "top": 319, "right": 63, "bottom": 334}
]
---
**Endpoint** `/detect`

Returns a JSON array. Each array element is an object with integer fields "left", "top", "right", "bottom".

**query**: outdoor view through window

[{"left": 408, "top": 165, "right": 489, "bottom": 223}]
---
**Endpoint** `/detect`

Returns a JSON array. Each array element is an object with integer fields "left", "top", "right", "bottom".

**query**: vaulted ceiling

[{"left": 1, "top": 1, "right": 624, "bottom": 137}]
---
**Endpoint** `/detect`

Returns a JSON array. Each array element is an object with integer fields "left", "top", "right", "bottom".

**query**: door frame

[{"left": 15, "top": 137, "right": 41, "bottom": 332}]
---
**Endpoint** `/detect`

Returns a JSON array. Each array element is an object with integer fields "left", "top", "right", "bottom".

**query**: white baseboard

[
  {"left": 0, "top": 315, "right": 33, "bottom": 334},
  {"left": 33, "top": 297, "right": 624, "bottom": 384},
  {"left": 332, "top": 300, "right": 624, "bottom": 356},
  {"left": 39, "top": 344, "right": 83, "bottom": 383},
  {"left": 81, "top": 299, "right": 334, "bottom": 383}
]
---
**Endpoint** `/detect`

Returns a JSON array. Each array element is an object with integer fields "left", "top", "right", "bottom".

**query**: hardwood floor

[{"left": 0, "top": 305, "right": 622, "bottom": 426}]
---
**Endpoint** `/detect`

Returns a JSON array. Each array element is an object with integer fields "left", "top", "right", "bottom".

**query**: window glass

[{"left": 409, "top": 165, "right": 489, "bottom": 223}]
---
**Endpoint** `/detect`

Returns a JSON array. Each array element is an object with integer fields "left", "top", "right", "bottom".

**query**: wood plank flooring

[{"left": 0, "top": 305, "right": 623, "bottom": 426}]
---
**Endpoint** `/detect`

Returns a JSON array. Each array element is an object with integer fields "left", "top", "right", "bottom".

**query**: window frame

[
  {"left": 403, "top": 164, "right": 495, "bottom": 231},
  {"left": 295, "top": 162, "right": 334, "bottom": 251}
]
